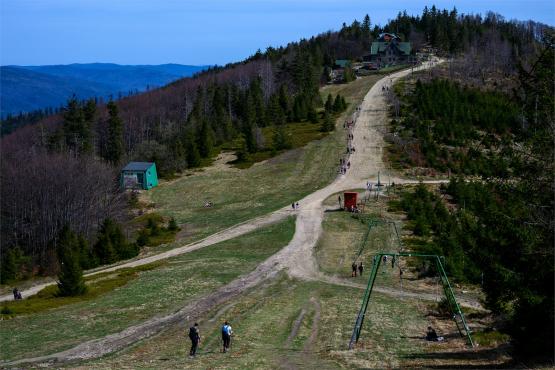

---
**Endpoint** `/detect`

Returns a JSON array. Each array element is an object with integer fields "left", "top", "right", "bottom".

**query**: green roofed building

[
  {"left": 334, "top": 59, "right": 351, "bottom": 69},
  {"left": 364, "top": 33, "right": 412, "bottom": 68},
  {"left": 121, "top": 162, "right": 158, "bottom": 190}
]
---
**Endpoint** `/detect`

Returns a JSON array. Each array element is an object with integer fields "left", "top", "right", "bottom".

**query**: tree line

[{"left": 394, "top": 37, "right": 554, "bottom": 358}]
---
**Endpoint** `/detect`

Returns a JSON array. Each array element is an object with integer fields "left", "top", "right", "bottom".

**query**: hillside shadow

[{"left": 402, "top": 345, "right": 519, "bottom": 369}]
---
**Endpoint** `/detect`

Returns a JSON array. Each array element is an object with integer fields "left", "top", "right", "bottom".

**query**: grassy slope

[
  {"left": 146, "top": 75, "right": 381, "bottom": 246},
  {"left": 79, "top": 192, "right": 438, "bottom": 369},
  {"left": 77, "top": 277, "right": 429, "bottom": 369},
  {"left": 0, "top": 217, "right": 295, "bottom": 362}
]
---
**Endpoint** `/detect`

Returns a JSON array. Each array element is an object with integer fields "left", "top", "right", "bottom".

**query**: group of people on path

[
  {"left": 351, "top": 262, "right": 364, "bottom": 277},
  {"left": 188, "top": 320, "right": 234, "bottom": 358},
  {"left": 291, "top": 202, "right": 300, "bottom": 210},
  {"left": 339, "top": 108, "right": 360, "bottom": 174}
]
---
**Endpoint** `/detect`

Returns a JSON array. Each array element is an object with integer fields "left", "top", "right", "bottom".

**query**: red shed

[{"left": 344, "top": 192, "right": 358, "bottom": 210}]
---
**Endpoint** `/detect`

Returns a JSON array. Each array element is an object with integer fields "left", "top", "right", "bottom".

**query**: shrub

[{"left": 168, "top": 218, "right": 179, "bottom": 232}]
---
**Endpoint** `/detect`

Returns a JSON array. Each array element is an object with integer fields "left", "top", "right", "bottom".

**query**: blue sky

[{"left": 1, "top": 0, "right": 554, "bottom": 66}]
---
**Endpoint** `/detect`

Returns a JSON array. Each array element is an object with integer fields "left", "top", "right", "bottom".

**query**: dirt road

[{"left": 4, "top": 62, "right": 463, "bottom": 367}]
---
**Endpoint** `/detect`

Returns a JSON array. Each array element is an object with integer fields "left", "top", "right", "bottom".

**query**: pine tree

[
  {"left": 235, "top": 134, "right": 249, "bottom": 162},
  {"left": 93, "top": 219, "right": 118, "bottom": 264},
  {"left": 278, "top": 85, "right": 290, "bottom": 121},
  {"left": 63, "top": 97, "right": 86, "bottom": 154},
  {"left": 307, "top": 105, "right": 319, "bottom": 123},
  {"left": 242, "top": 94, "right": 258, "bottom": 153},
  {"left": 82, "top": 99, "right": 96, "bottom": 153},
  {"left": 272, "top": 125, "right": 292, "bottom": 151},
  {"left": 105, "top": 101, "right": 124, "bottom": 164},
  {"left": 249, "top": 77, "right": 267, "bottom": 127},
  {"left": 325, "top": 94, "right": 334, "bottom": 113},
  {"left": 94, "top": 233, "right": 117, "bottom": 265},
  {"left": 94, "top": 218, "right": 134, "bottom": 262},
  {"left": 333, "top": 95, "right": 343, "bottom": 112},
  {"left": 184, "top": 134, "right": 201, "bottom": 167},
  {"left": 77, "top": 235, "right": 97, "bottom": 270},
  {"left": 341, "top": 96, "right": 348, "bottom": 111},
  {"left": 197, "top": 119, "right": 214, "bottom": 157},
  {"left": 267, "top": 94, "right": 286, "bottom": 126},
  {"left": 0, "top": 247, "right": 28, "bottom": 283},
  {"left": 57, "top": 226, "right": 87, "bottom": 296},
  {"left": 321, "top": 111, "right": 334, "bottom": 132},
  {"left": 362, "top": 14, "right": 371, "bottom": 47},
  {"left": 0, "top": 248, "right": 19, "bottom": 283}
]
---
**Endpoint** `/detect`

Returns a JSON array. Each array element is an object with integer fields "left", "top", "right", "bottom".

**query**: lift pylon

[{"left": 348, "top": 252, "right": 475, "bottom": 349}]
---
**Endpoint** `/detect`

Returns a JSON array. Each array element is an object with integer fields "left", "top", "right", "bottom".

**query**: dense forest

[
  {"left": 0, "top": 8, "right": 551, "bottom": 298},
  {"left": 391, "top": 35, "right": 554, "bottom": 357},
  {"left": 389, "top": 79, "right": 523, "bottom": 176}
]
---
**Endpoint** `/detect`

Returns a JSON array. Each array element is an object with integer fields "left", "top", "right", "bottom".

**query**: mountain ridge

[{"left": 1, "top": 63, "right": 208, "bottom": 117}]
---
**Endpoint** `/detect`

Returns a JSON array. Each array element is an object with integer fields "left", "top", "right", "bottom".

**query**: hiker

[
  {"left": 12, "top": 288, "right": 19, "bottom": 300},
  {"left": 16, "top": 291, "right": 22, "bottom": 300},
  {"left": 347, "top": 161, "right": 350, "bottom": 169},
  {"left": 296, "top": 202, "right": 299, "bottom": 209},
  {"left": 351, "top": 262, "right": 357, "bottom": 277},
  {"left": 222, "top": 321, "right": 233, "bottom": 353},
  {"left": 426, "top": 326, "right": 444, "bottom": 342},
  {"left": 358, "top": 262, "right": 364, "bottom": 276},
  {"left": 292, "top": 203, "right": 295, "bottom": 210},
  {"left": 188, "top": 323, "right": 201, "bottom": 357}
]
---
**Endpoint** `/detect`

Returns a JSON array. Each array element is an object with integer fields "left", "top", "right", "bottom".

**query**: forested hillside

[
  {"left": 1, "top": 7, "right": 551, "bottom": 309},
  {"left": 389, "top": 34, "right": 554, "bottom": 357}
]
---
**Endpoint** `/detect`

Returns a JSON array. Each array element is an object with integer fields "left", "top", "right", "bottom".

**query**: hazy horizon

[{"left": 2, "top": 0, "right": 554, "bottom": 66}]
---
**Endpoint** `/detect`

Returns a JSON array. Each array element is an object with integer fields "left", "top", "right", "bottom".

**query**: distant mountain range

[{"left": 0, "top": 63, "right": 208, "bottom": 117}]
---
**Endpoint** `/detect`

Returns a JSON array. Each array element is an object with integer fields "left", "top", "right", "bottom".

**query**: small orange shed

[{"left": 344, "top": 192, "right": 358, "bottom": 210}]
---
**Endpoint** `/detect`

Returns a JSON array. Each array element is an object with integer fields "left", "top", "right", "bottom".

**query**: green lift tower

[{"left": 348, "top": 252, "right": 475, "bottom": 349}]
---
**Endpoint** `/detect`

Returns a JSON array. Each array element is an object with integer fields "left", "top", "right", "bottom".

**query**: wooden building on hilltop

[{"left": 364, "top": 33, "right": 412, "bottom": 68}]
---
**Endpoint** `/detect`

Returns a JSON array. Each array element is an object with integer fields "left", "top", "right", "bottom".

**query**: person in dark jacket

[
  {"left": 351, "top": 262, "right": 357, "bottom": 277},
  {"left": 188, "top": 323, "right": 201, "bottom": 357},
  {"left": 222, "top": 321, "right": 233, "bottom": 353},
  {"left": 358, "top": 262, "right": 364, "bottom": 276}
]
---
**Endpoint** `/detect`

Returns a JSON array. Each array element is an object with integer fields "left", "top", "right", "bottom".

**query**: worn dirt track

[
  {"left": 0, "top": 209, "right": 291, "bottom": 303},
  {"left": 4, "top": 61, "right": 470, "bottom": 368}
]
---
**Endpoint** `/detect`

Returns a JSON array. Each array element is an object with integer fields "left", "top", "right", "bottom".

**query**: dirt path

[
  {"left": 0, "top": 208, "right": 292, "bottom": 303},
  {"left": 303, "top": 297, "right": 321, "bottom": 353},
  {"left": 4, "top": 62, "right": 467, "bottom": 368},
  {"left": 272, "top": 61, "right": 442, "bottom": 281}
]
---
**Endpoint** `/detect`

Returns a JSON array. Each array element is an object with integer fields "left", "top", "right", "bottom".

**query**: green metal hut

[{"left": 121, "top": 162, "right": 158, "bottom": 190}]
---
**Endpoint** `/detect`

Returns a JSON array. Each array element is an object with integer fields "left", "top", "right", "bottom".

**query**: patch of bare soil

[{"left": 303, "top": 297, "right": 321, "bottom": 353}]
